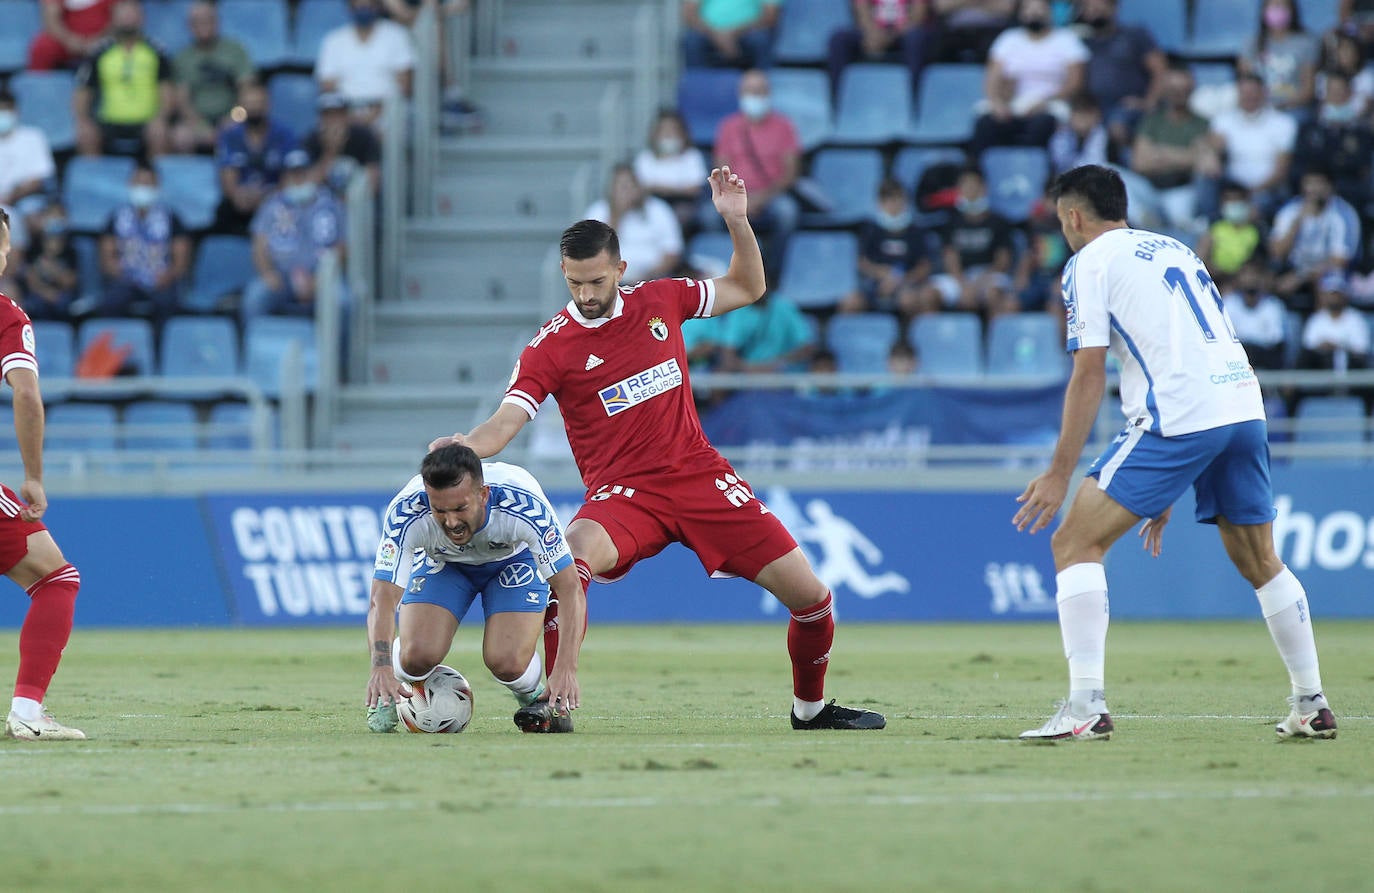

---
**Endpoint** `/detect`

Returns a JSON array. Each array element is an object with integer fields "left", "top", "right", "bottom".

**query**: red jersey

[
  {"left": 0, "top": 296, "right": 38, "bottom": 383},
  {"left": 504, "top": 276, "right": 718, "bottom": 491},
  {"left": 46, "top": 0, "right": 117, "bottom": 38}
]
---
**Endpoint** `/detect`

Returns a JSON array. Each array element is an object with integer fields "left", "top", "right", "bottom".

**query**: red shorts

[
  {"left": 572, "top": 459, "right": 798, "bottom": 583},
  {"left": 0, "top": 484, "right": 45, "bottom": 574}
]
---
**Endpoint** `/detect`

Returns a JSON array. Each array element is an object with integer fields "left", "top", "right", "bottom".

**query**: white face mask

[
  {"left": 656, "top": 137, "right": 684, "bottom": 155},
  {"left": 0, "top": 110, "right": 16, "bottom": 135},
  {"left": 284, "top": 182, "right": 318, "bottom": 204},
  {"left": 739, "top": 95, "right": 770, "bottom": 120},
  {"left": 129, "top": 185, "right": 159, "bottom": 208}
]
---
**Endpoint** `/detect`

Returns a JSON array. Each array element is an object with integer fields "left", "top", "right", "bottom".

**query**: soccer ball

[{"left": 396, "top": 665, "right": 473, "bottom": 733}]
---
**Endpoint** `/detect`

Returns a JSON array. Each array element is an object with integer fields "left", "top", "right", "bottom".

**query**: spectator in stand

[
  {"left": 632, "top": 110, "right": 708, "bottom": 230},
  {"left": 1270, "top": 167, "right": 1360, "bottom": 313},
  {"left": 304, "top": 93, "right": 382, "bottom": 196},
  {"left": 28, "top": 0, "right": 116, "bottom": 71},
  {"left": 681, "top": 0, "right": 780, "bottom": 70},
  {"left": 1048, "top": 93, "right": 1109, "bottom": 174},
  {"left": 1241, "top": 0, "right": 1319, "bottom": 121},
  {"left": 1120, "top": 64, "right": 1213, "bottom": 235},
  {"left": 0, "top": 88, "right": 57, "bottom": 231},
  {"left": 712, "top": 69, "right": 801, "bottom": 269},
  {"left": 316, "top": 0, "right": 416, "bottom": 128},
  {"left": 970, "top": 0, "right": 1088, "bottom": 155},
  {"left": 73, "top": 0, "right": 174, "bottom": 158},
  {"left": 243, "top": 150, "right": 346, "bottom": 319},
  {"left": 1202, "top": 74, "right": 1296, "bottom": 220},
  {"left": 1300, "top": 272, "right": 1369, "bottom": 373},
  {"left": 169, "top": 1, "right": 254, "bottom": 155},
  {"left": 1014, "top": 188, "right": 1069, "bottom": 312},
  {"left": 714, "top": 292, "right": 816, "bottom": 373},
  {"left": 838, "top": 178, "right": 932, "bottom": 320},
  {"left": 932, "top": 0, "right": 1015, "bottom": 64},
  {"left": 1198, "top": 182, "right": 1264, "bottom": 283},
  {"left": 1294, "top": 71, "right": 1373, "bottom": 209},
  {"left": 214, "top": 81, "right": 298, "bottom": 235},
  {"left": 1078, "top": 0, "right": 1164, "bottom": 159},
  {"left": 97, "top": 163, "right": 191, "bottom": 322},
  {"left": 1222, "top": 259, "right": 1288, "bottom": 370},
  {"left": 20, "top": 206, "right": 80, "bottom": 323},
  {"left": 887, "top": 341, "right": 918, "bottom": 375},
  {"left": 827, "top": 0, "right": 939, "bottom": 98},
  {"left": 584, "top": 164, "right": 683, "bottom": 285},
  {"left": 1318, "top": 32, "right": 1374, "bottom": 115},
  {"left": 928, "top": 166, "right": 1016, "bottom": 314}
]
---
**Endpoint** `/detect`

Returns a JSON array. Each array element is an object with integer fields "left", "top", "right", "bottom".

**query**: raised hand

[{"left": 709, "top": 165, "right": 748, "bottom": 222}]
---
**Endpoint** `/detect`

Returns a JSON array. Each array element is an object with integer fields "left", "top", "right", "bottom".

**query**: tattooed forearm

[{"left": 372, "top": 639, "right": 391, "bottom": 668}]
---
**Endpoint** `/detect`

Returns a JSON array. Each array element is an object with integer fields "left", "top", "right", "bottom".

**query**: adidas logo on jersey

[{"left": 585, "top": 354, "right": 605, "bottom": 371}]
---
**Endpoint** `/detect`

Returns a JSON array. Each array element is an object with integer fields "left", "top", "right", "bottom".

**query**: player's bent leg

[
  {"left": 1050, "top": 478, "right": 1142, "bottom": 570},
  {"left": 395, "top": 602, "right": 459, "bottom": 682},
  {"left": 4, "top": 531, "right": 85, "bottom": 742}
]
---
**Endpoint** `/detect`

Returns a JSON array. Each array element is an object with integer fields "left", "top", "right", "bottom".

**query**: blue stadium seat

[
  {"left": 1297, "top": 0, "right": 1340, "bottom": 35},
  {"left": 906, "top": 64, "right": 983, "bottom": 145},
  {"left": 1293, "top": 396, "right": 1367, "bottom": 463},
  {"left": 981, "top": 147, "right": 1050, "bottom": 224},
  {"left": 686, "top": 232, "right": 735, "bottom": 277},
  {"left": 64, "top": 156, "right": 138, "bottom": 233},
  {"left": 156, "top": 155, "right": 220, "bottom": 231},
  {"left": 1283, "top": 310, "right": 1304, "bottom": 369},
  {"left": 32, "top": 321, "right": 76, "bottom": 379},
  {"left": 827, "top": 313, "right": 900, "bottom": 374},
  {"left": 0, "top": 405, "right": 13, "bottom": 451},
  {"left": 10, "top": 71, "right": 76, "bottom": 151},
  {"left": 267, "top": 73, "right": 320, "bottom": 137},
  {"left": 1189, "top": 63, "right": 1237, "bottom": 89},
  {"left": 1184, "top": 0, "right": 1263, "bottom": 59},
  {"left": 892, "top": 146, "right": 967, "bottom": 191},
  {"left": 144, "top": 0, "right": 194, "bottom": 56},
  {"left": 45, "top": 403, "right": 118, "bottom": 452},
  {"left": 78, "top": 318, "right": 157, "bottom": 376},
  {"left": 206, "top": 401, "right": 277, "bottom": 449},
  {"left": 244, "top": 316, "right": 318, "bottom": 398},
  {"left": 0, "top": 0, "right": 42, "bottom": 72},
  {"left": 677, "top": 68, "right": 742, "bottom": 146},
  {"left": 774, "top": 0, "right": 855, "bottom": 64},
  {"left": 985, "top": 313, "right": 1067, "bottom": 378},
  {"left": 292, "top": 0, "right": 351, "bottom": 66},
  {"left": 775, "top": 232, "right": 859, "bottom": 310},
  {"left": 909, "top": 313, "right": 983, "bottom": 378},
  {"left": 71, "top": 235, "right": 102, "bottom": 305},
  {"left": 1118, "top": 0, "right": 1186, "bottom": 53},
  {"left": 160, "top": 316, "right": 240, "bottom": 379},
  {"left": 121, "top": 401, "right": 200, "bottom": 452},
  {"left": 769, "top": 68, "right": 832, "bottom": 151},
  {"left": 185, "top": 235, "right": 255, "bottom": 312},
  {"left": 833, "top": 64, "right": 911, "bottom": 145},
  {"left": 803, "top": 148, "right": 884, "bottom": 227},
  {"left": 219, "top": 0, "right": 291, "bottom": 68}
]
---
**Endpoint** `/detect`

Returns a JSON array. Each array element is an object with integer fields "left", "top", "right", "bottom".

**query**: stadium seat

[
  {"left": 773, "top": 0, "right": 855, "bottom": 65},
  {"left": 45, "top": 403, "right": 118, "bottom": 452},
  {"left": 775, "top": 232, "right": 859, "bottom": 310},
  {"left": 985, "top": 313, "right": 1067, "bottom": 378},
  {"left": 184, "top": 235, "right": 256, "bottom": 312},
  {"left": 244, "top": 316, "right": 318, "bottom": 398},
  {"left": 677, "top": 68, "right": 741, "bottom": 146},
  {"left": 63, "top": 156, "right": 138, "bottom": 233},
  {"left": 156, "top": 155, "right": 220, "bottom": 231},
  {"left": 32, "top": 321, "right": 76, "bottom": 379},
  {"left": 1184, "top": 0, "right": 1262, "bottom": 59},
  {"left": 144, "top": 0, "right": 193, "bottom": 55},
  {"left": 1118, "top": 0, "right": 1186, "bottom": 53},
  {"left": 1189, "top": 63, "right": 1237, "bottom": 89},
  {"left": 981, "top": 147, "right": 1050, "bottom": 224},
  {"left": 291, "top": 0, "right": 351, "bottom": 66},
  {"left": 891, "top": 147, "right": 967, "bottom": 193},
  {"left": 826, "top": 313, "right": 900, "bottom": 374},
  {"left": 1297, "top": 0, "right": 1340, "bottom": 35},
  {"left": 0, "top": 405, "right": 13, "bottom": 451},
  {"left": 909, "top": 313, "right": 983, "bottom": 378},
  {"left": 686, "top": 232, "right": 735, "bottom": 277},
  {"left": 71, "top": 235, "right": 102, "bottom": 304},
  {"left": 1293, "top": 396, "right": 1367, "bottom": 463},
  {"left": 833, "top": 64, "right": 911, "bottom": 145},
  {"left": 769, "top": 68, "right": 832, "bottom": 151},
  {"left": 160, "top": 316, "right": 240, "bottom": 379},
  {"left": 267, "top": 73, "right": 320, "bottom": 137},
  {"left": 121, "top": 401, "right": 200, "bottom": 453},
  {"left": 803, "top": 148, "right": 884, "bottom": 227},
  {"left": 78, "top": 318, "right": 157, "bottom": 377},
  {"left": 206, "top": 401, "right": 276, "bottom": 449},
  {"left": 218, "top": 0, "right": 291, "bottom": 68},
  {"left": 0, "top": 0, "right": 42, "bottom": 73},
  {"left": 906, "top": 64, "right": 983, "bottom": 144},
  {"left": 10, "top": 71, "right": 77, "bottom": 151}
]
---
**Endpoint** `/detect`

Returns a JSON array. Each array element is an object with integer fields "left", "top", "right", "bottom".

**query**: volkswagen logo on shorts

[{"left": 498, "top": 563, "right": 537, "bottom": 588}]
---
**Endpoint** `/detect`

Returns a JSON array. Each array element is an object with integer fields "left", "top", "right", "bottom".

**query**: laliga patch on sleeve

[
  {"left": 21, "top": 324, "right": 35, "bottom": 355},
  {"left": 542, "top": 525, "right": 561, "bottom": 548},
  {"left": 376, "top": 539, "right": 400, "bottom": 571}
]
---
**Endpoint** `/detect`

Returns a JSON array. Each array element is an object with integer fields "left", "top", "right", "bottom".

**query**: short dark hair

[
  {"left": 560, "top": 218, "right": 620, "bottom": 261},
  {"left": 877, "top": 177, "right": 906, "bottom": 201},
  {"left": 0, "top": 87, "right": 14, "bottom": 107},
  {"left": 132, "top": 161, "right": 158, "bottom": 180},
  {"left": 420, "top": 444, "right": 484, "bottom": 490},
  {"left": 1050, "top": 164, "right": 1128, "bottom": 222}
]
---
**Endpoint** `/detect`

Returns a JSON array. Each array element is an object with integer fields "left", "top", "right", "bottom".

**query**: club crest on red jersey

[{"left": 647, "top": 317, "right": 668, "bottom": 342}]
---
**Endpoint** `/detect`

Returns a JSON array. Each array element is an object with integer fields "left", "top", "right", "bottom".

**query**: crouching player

[{"left": 365, "top": 444, "right": 585, "bottom": 733}]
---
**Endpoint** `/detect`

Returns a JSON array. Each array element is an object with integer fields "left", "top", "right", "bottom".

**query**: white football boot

[
  {"left": 1019, "top": 700, "right": 1113, "bottom": 741},
  {"left": 5, "top": 710, "right": 87, "bottom": 741}
]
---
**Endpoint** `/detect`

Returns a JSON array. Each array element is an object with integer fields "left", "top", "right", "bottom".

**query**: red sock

[
  {"left": 544, "top": 558, "right": 593, "bottom": 676},
  {"left": 787, "top": 592, "right": 833, "bottom": 702},
  {"left": 14, "top": 564, "right": 80, "bottom": 703}
]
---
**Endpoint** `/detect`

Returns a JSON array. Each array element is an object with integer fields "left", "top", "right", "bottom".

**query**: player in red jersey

[
  {"left": 0, "top": 209, "right": 85, "bottom": 741},
  {"left": 433, "top": 167, "right": 885, "bottom": 731}
]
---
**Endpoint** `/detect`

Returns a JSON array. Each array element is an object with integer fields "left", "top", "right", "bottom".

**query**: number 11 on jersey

[{"left": 1163, "top": 264, "right": 1238, "bottom": 344}]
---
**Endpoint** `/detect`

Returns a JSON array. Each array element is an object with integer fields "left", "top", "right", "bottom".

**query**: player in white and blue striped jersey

[
  {"left": 364, "top": 444, "right": 583, "bottom": 733},
  {"left": 1013, "top": 165, "right": 1336, "bottom": 742}
]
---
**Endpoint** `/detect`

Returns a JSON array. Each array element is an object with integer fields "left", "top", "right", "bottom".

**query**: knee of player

[
  {"left": 483, "top": 651, "right": 529, "bottom": 682},
  {"left": 397, "top": 648, "right": 441, "bottom": 679}
]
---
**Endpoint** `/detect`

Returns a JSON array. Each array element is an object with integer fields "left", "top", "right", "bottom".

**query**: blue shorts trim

[
  {"left": 1087, "top": 419, "right": 1277, "bottom": 525},
  {"left": 399, "top": 555, "right": 549, "bottom": 622}
]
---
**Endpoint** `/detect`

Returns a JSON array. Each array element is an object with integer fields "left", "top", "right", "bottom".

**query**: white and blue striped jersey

[
  {"left": 1062, "top": 228, "right": 1265, "bottom": 436},
  {"left": 373, "top": 462, "right": 573, "bottom": 585}
]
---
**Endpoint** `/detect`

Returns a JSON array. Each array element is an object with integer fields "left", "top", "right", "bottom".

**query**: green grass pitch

[{"left": 1, "top": 621, "right": 1370, "bottom": 892}]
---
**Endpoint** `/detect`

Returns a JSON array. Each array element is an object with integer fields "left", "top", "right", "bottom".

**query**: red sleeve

[
  {"left": 0, "top": 299, "right": 38, "bottom": 380},
  {"left": 665, "top": 276, "right": 717, "bottom": 321},
  {"left": 501, "top": 322, "right": 564, "bottom": 419}
]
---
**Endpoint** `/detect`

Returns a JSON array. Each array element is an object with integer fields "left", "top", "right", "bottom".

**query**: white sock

[
  {"left": 1255, "top": 566, "right": 1323, "bottom": 697},
  {"left": 793, "top": 698, "right": 824, "bottom": 721},
  {"left": 10, "top": 696, "right": 42, "bottom": 722},
  {"left": 390, "top": 637, "right": 436, "bottom": 685},
  {"left": 1056, "top": 563, "right": 1109, "bottom": 713},
  {"left": 494, "top": 651, "right": 544, "bottom": 706}
]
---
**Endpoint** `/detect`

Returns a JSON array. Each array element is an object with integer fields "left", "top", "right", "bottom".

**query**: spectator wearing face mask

[
  {"left": 73, "top": 0, "right": 174, "bottom": 158},
  {"left": 0, "top": 87, "right": 57, "bottom": 232},
  {"left": 1221, "top": 260, "right": 1288, "bottom": 371},
  {"left": 838, "top": 178, "right": 932, "bottom": 320},
  {"left": 20, "top": 207, "right": 80, "bottom": 323},
  {"left": 1294, "top": 71, "right": 1374, "bottom": 210},
  {"left": 214, "top": 81, "right": 299, "bottom": 235},
  {"left": 1270, "top": 167, "right": 1361, "bottom": 313},
  {"left": 929, "top": 167, "right": 1016, "bottom": 314},
  {"left": 1078, "top": 0, "right": 1165, "bottom": 158},
  {"left": 315, "top": 0, "right": 415, "bottom": 128},
  {"left": 97, "top": 163, "right": 191, "bottom": 321},
  {"left": 1300, "top": 272, "right": 1369, "bottom": 374},
  {"left": 1241, "top": 0, "right": 1318, "bottom": 120},
  {"left": 1198, "top": 182, "right": 1264, "bottom": 282},
  {"left": 242, "top": 150, "right": 346, "bottom": 320},
  {"left": 633, "top": 109, "right": 708, "bottom": 230}
]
